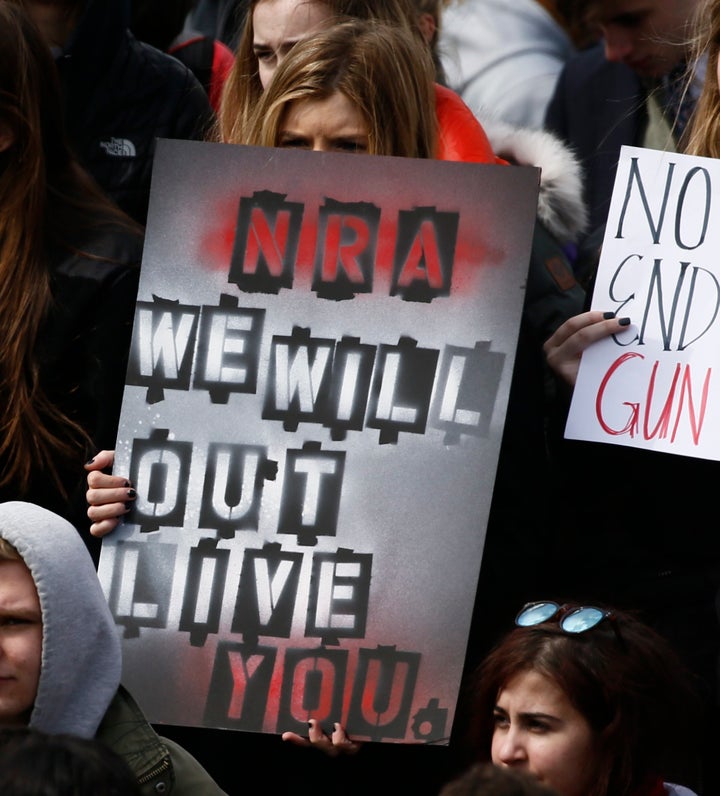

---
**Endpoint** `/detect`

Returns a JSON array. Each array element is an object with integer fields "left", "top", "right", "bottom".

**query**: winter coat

[{"left": 56, "top": 0, "right": 214, "bottom": 225}]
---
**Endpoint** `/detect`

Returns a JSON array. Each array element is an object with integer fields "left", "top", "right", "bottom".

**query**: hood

[
  {"left": 481, "top": 115, "right": 589, "bottom": 244},
  {"left": 63, "top": 0, "right": 129, "bottom": 64},
  {"left": 0, "top": 502, "right": 121, "bottom": 738}
]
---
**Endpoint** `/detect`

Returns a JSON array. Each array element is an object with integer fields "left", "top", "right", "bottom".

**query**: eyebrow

[{"left": 493, "top": 706, "right": 562, "bottom": 723}]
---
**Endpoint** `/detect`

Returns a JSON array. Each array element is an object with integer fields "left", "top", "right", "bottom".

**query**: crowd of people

[{"left": 1, "top": 0, "right": 720, "bottom": 794}]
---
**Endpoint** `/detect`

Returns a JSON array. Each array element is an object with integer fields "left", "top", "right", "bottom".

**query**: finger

[
  {"left": 84, "top": 449, "right": 116, "bottom": 472},
  {"left": 554, "top": 315, "right": 631, "bottom": 358},
  {"left": 87, "top": 485, "right": 136, "bottom": 507},
  {"left": 87, "top": 502, "right": 131, "bottom": 522},
  {"left": 280, "top": 732, "right": 312, "bottom": 748},
  {"left": 544, "top": 310, "right": 606, "bottom": 353},
  {"left": 307, "top": 718, "right": 328, "bottom": 743},
  {"left": 87, "top": 470, "right": 131, "bottom": 489},
  {"left": 330, "top": 723, "right": 361, "bottom": 754},
  {"left": 89, "top": 516, "right": 123, "bottom": 538}
]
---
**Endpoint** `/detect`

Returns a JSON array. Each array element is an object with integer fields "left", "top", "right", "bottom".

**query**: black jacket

[
  {"left": 544, "top": 43, "right": 646, "bottom": 250},
  {"left": 57, "top": 0, "right": 214, "bottom": 225}
]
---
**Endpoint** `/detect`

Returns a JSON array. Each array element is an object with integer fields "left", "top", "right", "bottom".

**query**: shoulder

[
  {"left": 433, "top": 84, "right": 504, "bottom": 164},
  {"left": 481, "top": 115, "right": 588, "bottom": 242},
  {"left": 122, "top": 34, "right": 214, "bottom": 134},
  {"left": 97, "top": 687, "right": 226, "bottom": 794},
  {"left": 159, "top": 737, "right": 228, "bottom": 795}
]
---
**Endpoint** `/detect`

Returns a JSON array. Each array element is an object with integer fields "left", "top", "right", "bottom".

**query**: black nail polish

[
  {"left": 85, "top": 458, "right": 95, "bottom": 466},
  {"left": 603, "top": 311, "right": 615, "bottom": 319},
  {"left": 124, "top": 480, "right": 131, "bottom": 488},
  {"left": 127, "top": 488, "right": 137, "bottom": 498},
  {"left": 619, "top": 317, "right": 631, "bottom": 326}
]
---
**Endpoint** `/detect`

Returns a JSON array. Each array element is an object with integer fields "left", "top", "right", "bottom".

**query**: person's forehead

[
  {"left": 253, "top": 0, "right": 331, "bottom": 41},
  {"left": 0, "top": 559, "right": 40, "bottom": 613}
]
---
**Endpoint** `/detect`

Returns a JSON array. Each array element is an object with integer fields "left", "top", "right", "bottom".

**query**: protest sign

[
  {"left": 97, "top": 138, "right": 539, "bottom": 743},
  {"left": 566, "top": 145, "right": 720, "bottom": 460}
]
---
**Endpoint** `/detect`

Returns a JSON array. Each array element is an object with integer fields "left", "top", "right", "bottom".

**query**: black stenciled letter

[
  {"left": 228, "top": 190, "right": 304, "bottom": 294},
  {"left": 312, "top": 198, "right": 381, "bottom": 300},
  {"left": 193, "top": 295, "right": 265, "bottom": 404},
  {"left": 231, "top": 542, "right": 304, "bottom": 641},
  {"left": 305, "top": 548, "right": 372, "bottom": 644},
  {"left": 391, "top": 206, "right": 458, "bottom": 302},
  {"left": 126, "top": 297, "right": 200, "bottom": 403},
  {"left": 179, "top": 538, "right": 230, "bottom": 646},
  {"left": 277, "top": 442, "right": 346, "bottom": 546},
  {"left": 128, "top": 431, "right": 193, "bottom": 532},
  {"left": 105, "top": 540, "right": 177, "bottom": 639}
]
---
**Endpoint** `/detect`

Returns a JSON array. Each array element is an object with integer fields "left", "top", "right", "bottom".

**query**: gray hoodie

[{"left": 0, "top": 501, "right": 121, "bottom": 738}]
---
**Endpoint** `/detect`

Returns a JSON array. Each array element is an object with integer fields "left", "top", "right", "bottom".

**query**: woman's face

[
  {"left": 491, "top": 669, "right": 599, "bottom": 796},
  {"left": 253, "top": 0, "right": 333, "bottom": 89},
  {"left": 278, "top": 91, "right": 369, "bottom": 153}
]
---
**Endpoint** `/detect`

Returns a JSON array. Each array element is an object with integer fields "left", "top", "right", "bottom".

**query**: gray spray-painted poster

[{"left": 97, "top": 138, "right": 539, "bottom": 744}]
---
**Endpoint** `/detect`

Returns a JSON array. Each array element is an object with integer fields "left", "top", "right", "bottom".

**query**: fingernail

[
  {"left": 124, "top": 480, "right": 131, "bottom": 488},
  {"left": 603, "top": 311, "right": 615, "bottom": 319},
  {"left": 618, "top": 317, "right": 631, "bottom": 326},
  {"left": 308, "top": 720, "right": 314, "bottom": 728},
  {"left": 124, "top": 503, "right": 133, "bottom": 512},
  {"left": 127, "top": 488, "right": 137, "bottom": 498},
  {"left": 85, "top": 458, "right": 95, "bottom": 466}
]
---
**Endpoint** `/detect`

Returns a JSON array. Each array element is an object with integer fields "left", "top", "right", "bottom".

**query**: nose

[
  {"left": 602, "top": 25, "right": 635, "bottom": 64},
  {"left": 494, "top": 728, "right": 527, "bottom": 766}
]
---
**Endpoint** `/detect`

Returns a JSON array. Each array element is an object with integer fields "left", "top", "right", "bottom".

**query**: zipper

[{"left": 137, "top": 756, "right": 171, "bottom": 786}]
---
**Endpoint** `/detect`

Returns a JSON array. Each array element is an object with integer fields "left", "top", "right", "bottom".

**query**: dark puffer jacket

[{"left": 56, "top": 0, "right": 214, "bottom": 225}]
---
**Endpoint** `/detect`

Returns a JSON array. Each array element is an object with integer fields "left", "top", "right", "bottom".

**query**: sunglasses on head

[{"left": 515, "top": 601, "right": 618, "bottom": 635}]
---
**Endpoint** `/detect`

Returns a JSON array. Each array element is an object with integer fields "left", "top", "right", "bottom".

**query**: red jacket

[{"left": 434, "top": 83, "right": 507, "bottom": 165}]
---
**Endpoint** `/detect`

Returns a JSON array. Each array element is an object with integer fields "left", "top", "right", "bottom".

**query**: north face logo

[{"left": 99, "top": 137, "right": 137, "bottom": 157}]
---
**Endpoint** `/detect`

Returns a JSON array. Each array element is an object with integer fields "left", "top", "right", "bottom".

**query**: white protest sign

[{"left": 566, "top": 145, "right": 720, "bottom": 459}]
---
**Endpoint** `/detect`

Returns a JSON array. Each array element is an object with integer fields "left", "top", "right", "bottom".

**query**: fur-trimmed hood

[{"left": 482, "top": 116, "right": 589, "bottom": 244}]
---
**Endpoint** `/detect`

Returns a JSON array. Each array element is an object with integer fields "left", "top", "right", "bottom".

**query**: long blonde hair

[
  {"left": 240, "top": 18, "right": 437, "bottom": 158},
  {"left": 684, "top": 0, "right": 720, "bottom": 157},
  {"left": 217, "top": 0, "right": 426, "bottom": 144}
]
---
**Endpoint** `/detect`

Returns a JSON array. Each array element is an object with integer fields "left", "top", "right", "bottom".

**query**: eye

[
  {"left": 526, "top": 718, "right": 552, "bottom": 733},
  {"left": 0, "top": 617, "right": 32, "bottom": 627},
  {"left": 492, "top": 710, "right": 510, "bottom": 729},
  {"left": 278, "top": 135, "right": 310, "bottom": 149},
  {"left": 253, "top": 47, "right": 274, "bottom": 63},
  {"left": 332, "top": 139, "right": 368, "bottom": 154}
]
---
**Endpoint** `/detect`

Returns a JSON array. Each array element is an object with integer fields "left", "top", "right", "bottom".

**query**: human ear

[{"left": 417, "top": 12, "right": 437, "bottom": 45}]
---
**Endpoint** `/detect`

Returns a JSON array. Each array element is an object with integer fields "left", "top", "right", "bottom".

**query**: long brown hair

[
  {"left": 0, "top": 3, "right": 139, "bottom": 497},
  {"left": 463, "top": 606, "right": 701, "bottom": 796},
  {"left": 217, "top": 0, "right": 425, "bottom": 144},
  {"left": 241, "top": 18, "right": 437, "bottom": 158}
]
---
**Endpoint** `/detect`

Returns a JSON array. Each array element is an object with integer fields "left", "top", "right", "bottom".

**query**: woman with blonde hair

[{"left": 243, "top": 18, "right": 437, "bottom": 158}]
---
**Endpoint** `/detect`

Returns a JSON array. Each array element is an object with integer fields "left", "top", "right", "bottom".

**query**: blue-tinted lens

[
  {"left": 561, "top": 607, "right": 606, "bottom": 634},
  {"left": 516, "top": 602, "right": 560, "bottom": 627}
]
